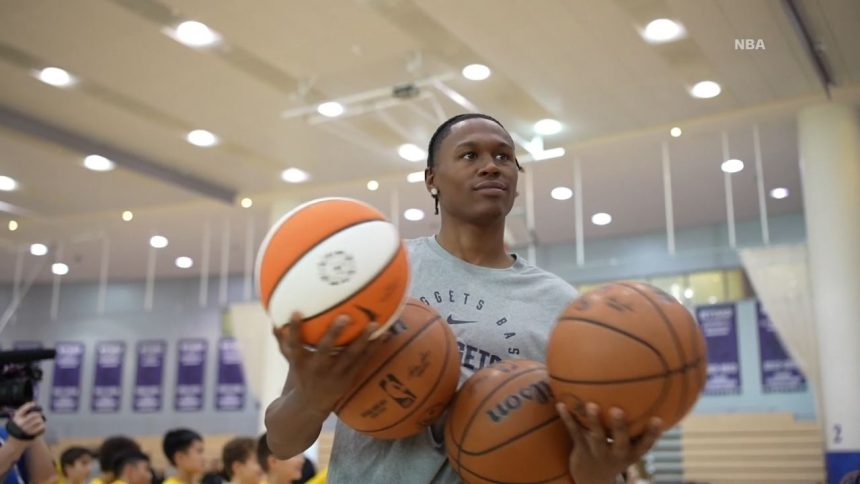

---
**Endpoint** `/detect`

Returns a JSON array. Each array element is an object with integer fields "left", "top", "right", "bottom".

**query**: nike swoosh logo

[{"left": 447, "top": 315, "right": 478, "bottom": 325}]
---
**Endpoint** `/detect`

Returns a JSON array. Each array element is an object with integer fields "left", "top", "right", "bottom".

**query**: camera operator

[{"left": 0, "top": 402, "right": 56, "bottom": 484}]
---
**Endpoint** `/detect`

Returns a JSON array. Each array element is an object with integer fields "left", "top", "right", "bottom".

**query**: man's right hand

[
  {"left": 9, "top": 402, "right": 46, "bottom": 441},
  {"left": 273, "top": 312, "right": 387, "bottom": 417}
]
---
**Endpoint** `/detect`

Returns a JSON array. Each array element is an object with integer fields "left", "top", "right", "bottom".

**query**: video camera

[{"left": 0, "top": 348, "right": 56, "bottom": 409}]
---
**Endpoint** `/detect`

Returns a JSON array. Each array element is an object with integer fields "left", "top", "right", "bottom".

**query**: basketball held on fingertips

[
  {"left": 335, "top": 299, "right": 460, "bottom": 439},
  {"left": 445, "top": 359, "right": 574, "bottom": 484},
  {"left": 546, "top": 281, "right": 708, "bottom": 437},
  {"left": 255, "top": 197, "right": 409, "bottom": 346}
]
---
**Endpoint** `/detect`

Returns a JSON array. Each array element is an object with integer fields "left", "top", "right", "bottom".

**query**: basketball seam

[
  {"left": 357, "top": 319, "right": 457, "bottom": 435},
  {"left": 456, "top": 366, "right": 545, "bottom": 467},
  {"left": 263, "top": 216, "right": 385, "bottom": 308},
  {"left": 551, "top": 316, "right": 671, "bottom": 425},
  {"left": 547, "top": 359, "right": 702, "bottom": 385},
  {"left": 457, "top": 413, "right": 562, "bottom": 456},
  {"left": 617, "top": 282, "right": 689, "bottom": 425},
  {"left": 333, "top": 308, "right": 440, "bottom": 413}
]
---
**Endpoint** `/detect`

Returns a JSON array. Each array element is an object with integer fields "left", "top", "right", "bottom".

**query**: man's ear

[{"left": 425, "top": 168, "right": 435, "bottom": 193}]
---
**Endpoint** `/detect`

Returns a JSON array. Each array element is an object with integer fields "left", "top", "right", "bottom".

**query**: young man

[
  {"left": 111, "top": 450, "right": 152, "bottom": 484},
  {"left": 162, "top": 429, "right": 206, "bottom": 484},
  {"left": 92, "top": 436, "right": 141, "bottom": 484},
  {"left": 59, "top": 446, "right": 95, "bottom": 484},
  {"left": 265, "top": 114, "right": 662, "bottom": 483},
  {"left": 0, "top": 402, "right": 56, "bottom": 484},
  {"left": 221, "top": 438, "right": 263, "bottom": 484},
  {"left": 256, "top": 433, "right": 304, "bottom": 484}
]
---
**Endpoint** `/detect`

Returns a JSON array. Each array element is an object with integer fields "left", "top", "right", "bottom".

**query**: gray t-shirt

[{"left": 328, "top": 236, "right": 578, "bottom": 483}]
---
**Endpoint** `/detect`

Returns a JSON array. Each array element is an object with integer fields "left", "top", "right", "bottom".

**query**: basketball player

[{"left": 266, "top": 114, "right": 663, "bottom": 483}]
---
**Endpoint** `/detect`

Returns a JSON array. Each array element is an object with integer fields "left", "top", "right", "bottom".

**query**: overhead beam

[{"left": 0, "top": 104, "right": 236, "bottom": 204}]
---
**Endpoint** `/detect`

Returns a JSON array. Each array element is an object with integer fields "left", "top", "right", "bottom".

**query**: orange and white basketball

[{"left": 255, "top": 197, "right": 410, "bottom": 346}]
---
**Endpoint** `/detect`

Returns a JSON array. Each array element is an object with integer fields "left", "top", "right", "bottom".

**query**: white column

[{"left": 798, "top": 102, "right": 860, "bottom": 480}]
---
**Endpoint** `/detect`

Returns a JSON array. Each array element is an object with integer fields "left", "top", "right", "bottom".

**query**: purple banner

[
  {"left": 92, "top": 341, "right": 125, "bottom": 413},
  {"left": 175, "top": 339, "right": 207, "bottom": 412},
  {"left": 51, "top": 342, "right": 84, "bottom": 413},
  {"left": 696, "top": 304, "right": 741, "bottom": 395},
  {"left": 133, "top": 340, "right": 166, "bottom": 412},
  {"left": 14, "top": 341, "right": 43, "bottom": 400},
  {"left": 757, "top": 303, "right": 806, "bottom": 393},
  {"left": 215, "top": 338, "right": 246, "bottom": 411}
]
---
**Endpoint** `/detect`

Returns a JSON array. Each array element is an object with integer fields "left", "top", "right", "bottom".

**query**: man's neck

[{"left": 436, "top": 218, "right": 512, "bottom": 268}]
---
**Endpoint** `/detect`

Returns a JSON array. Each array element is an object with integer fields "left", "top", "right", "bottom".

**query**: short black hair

[
  {"left": 426, "top": 113, "right": 523, "bottom": 214},
  {"left": 256, "top": 433, "right": 273, "bottom": 473},
  {"left": 111, "top": 450, "right": 150, "bottom": 477},
  {"left": 98, "top": 436, "right": 141, "bottom": 474},
  {"left": 162, "top": 428, "right": 203, "bottom": 466},
  {"left": 222, "top": 437, "right": 256, "bottom": 480},
  {"left": 60, "top": 447, "right": 95, "bottom": 476}
]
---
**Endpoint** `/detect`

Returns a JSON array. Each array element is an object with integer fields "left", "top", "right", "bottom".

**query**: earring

[{"left": 430, "top": 188, "right": 438, "bottom": 196}]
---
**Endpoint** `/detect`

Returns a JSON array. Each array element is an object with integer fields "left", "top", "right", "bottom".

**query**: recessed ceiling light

[
  {"left": 8, "top": 220, "right": 18, "bottom": 231},
  {"left": 317, "top": 102, "right": 344, "bottom": 117},
  {"left": 721, "top": 159, "right": 744, "bottom": 174},
  {"left": 551, "top": 187, "right": 573, "bottom": 200},
  {"left": 84, "top": 154, "right": 115, "bottom": 172},
  {"left": 462, "top": 64, "right": 491, "bottom": 81},
  {"left": 122, "top": 210, "right": 134, "bottom": 222},
  {"left": 404, "top": 208, "right": 425, "bottom": 221},
  {"left": 174, "top": 20, "right": 221, "bottom": 47},
  {"left": 281, "top": 168, "right": 310, "bottom": 183},
  {"left": 175, "top": 256, "right": 194, "bottom": 269},
  {"left": 684, "top": 288, "right": 695, "bottom": 299},
  {"left": 30, "top": 243, "right": 48, "bottom": 256},
  {"left": 398, "top": 143, "right": 426, "bottom": 162},
  {"left": 186, "top": 129, "right": 219, "bottom": 147},
  {"left": 36, "top": 67, "right": 76, "bottom": 87},
  {"left": 0, "top": 175, "right": 18, "bottom": 191},
  {"left": 407, "top": 171, "right": 424, "bottom": 183},
  {"left": 367, "top": 180, "right": 379, "bottom": 191},
  {"left": 770, "top": 187, "right": 789, "bottom": 199},
  {"left": 670, "top": 127, "right": 682, "bottom": 137},
  {"left": 591, "top": 212, "right": 612, "bottom": 226},
  {"left": 642, "top": 18, "right": 686, "bottom": 43},
  {"left": 534, "top": 119, "right": 562, "bottom": 136},
  {"left": 52, "top": 263, "right": 69, "bottom": 276},
  {"left": 240, "top": 197, "right": 253, "bottom": 208},
  {"left": 690, "top": 81, "right": 722, "bottom": 99},
  {"left": 149, "top": 235, "right": 168, "bottom": 249}
]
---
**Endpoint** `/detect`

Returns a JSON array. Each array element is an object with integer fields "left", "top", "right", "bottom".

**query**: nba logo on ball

[{"left": 255, "top": 197, "right": 410, "bottom": 346}]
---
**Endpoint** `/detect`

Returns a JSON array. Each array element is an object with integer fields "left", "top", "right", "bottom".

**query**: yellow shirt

[
  {"left": 162, "top": 478, "right": 188, "bottom": 484},
  {"left": 306, "top": 468, "right": 327, "bottom": 484}
]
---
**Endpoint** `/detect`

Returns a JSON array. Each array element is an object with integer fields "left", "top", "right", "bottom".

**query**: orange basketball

[
  {"left": 547, "top": 281, "right": 707, "bottom": 437},
  {"left": 255, "top": 197, "right": 409, "bottom": 346},
  {"left": 445, "top": 359, "right": 574, "bottom": 484},
  {"left": 335, "top": 299, "right": 460, "bottom": 439}
]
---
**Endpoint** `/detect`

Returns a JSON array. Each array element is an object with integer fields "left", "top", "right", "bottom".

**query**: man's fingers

[
  {"left": 583, "top": 403, "right": 607, "bottom": 456},
  {"left": 608, "top": 407, "right": 631, "bottom": 458},
  {"left": 631, "top": 417, "right": 663, "bottom": 461},
  {"left": 314, "top": 316, "right": 350, "bottom": 356},
  {"left": 332, "top": 323, "right": 378, "bottom": 376},
  {"left": 14, "top": 402, "right": 36, "bottom": 418},
  {"left": 556, "top": 402, "right": 589, "bottom": 450}
]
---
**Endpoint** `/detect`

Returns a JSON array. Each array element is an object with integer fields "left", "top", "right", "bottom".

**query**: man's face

[
  {"left": 233, "top": 456, "right": 264, "bottom": 484},
  {"left": 125, "top": 461, "right": 153, "bottom": 484},
  {"left": 268, "top": 454, "right": 305, "bottom": 482},
  {"left": 175, "top": 439, "right": 205, "bottom": 474},
  {"left": 65, "top": 455, "right": 93, "bottom": 482}
]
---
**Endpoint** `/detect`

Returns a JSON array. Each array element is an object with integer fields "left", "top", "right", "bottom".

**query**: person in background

[
  {"left": 59, "top": 447, "right": 95, "bottom": 484},
  {"left": 221, "top": 438, "right": 262, "bottom": 484},
  {"left": 111, "top": 451, "right": 152, "bottom": 484},
  {"left": 162, "top": 429, "right": 206, "bottom": 484},
  {"left": 256, "top": 434, "right": 304, "bottom": 484},
  {"left": 93, "top": 436, "right": 142, "bottom": 484}
]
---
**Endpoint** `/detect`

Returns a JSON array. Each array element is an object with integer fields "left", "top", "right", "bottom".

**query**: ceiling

[{"left": 0, "top": 0, "right": 858, "bottom": 283}]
